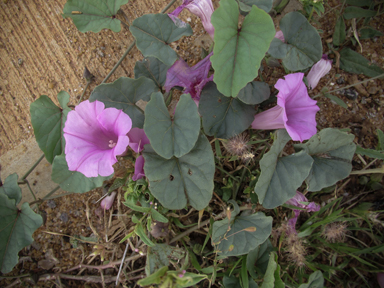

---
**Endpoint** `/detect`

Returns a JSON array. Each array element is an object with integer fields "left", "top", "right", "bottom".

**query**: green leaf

[
  {"left": 223, "top": 275, "right": 258, "bottom": 288},
  {"left": 246, "top": 239, "right": 273, "bottom": 278},
  {"left": 134, "top": 57, "right": 170, "bottom": 88},
  {"left": 339, "top": 48, "right": 384, "bottom": 77},
  {"left": 346, "top": 0, "right": 373, "bottom": 7},
  {"left": 145, "top": 244, "right": 174, "bottom": 275},
  {"left": 62, "top": 0, "right": 129, "bottom": 33},
  {"left": 138, "top": 266, "right": 168, "bottom": 286},
  {"left": 255, "top": 130, "right": 313, "bottom": 209},
  {"left": 90, "top": 77, "right": 158, "bottom": 129},
  {"left": 211, "top": 0, "right": 275, "bottom": 96},
  {"left": 0, "top": 174, "right": 22, "bottom": 205},
  {"left": 130, "top": 13, "right": 193, "bottom": 66},
  {"left": 0, "top": 194, "right": 43, "bottom": 274},
  {"left": 324, "top": 93, "right": 348, "bottom": 109},
  {"left": 144, "top": 93, "right": 200, "bottom": 159},
  {"left": 355, "top": 146, "right": 384, "bottom": 160},
  {"left": 295, "top": 128, "right": 356, "bottom": 192},
  {"left": 143, "top": 134, "right": 215, "bottom": 210},
  {"left": 298, "top": 270, "right": 324, "bottom": 288},
  {"left": 237, "top": 81, "right": 270, "bottom": 105},
  {"left": 151, "top": 209, "right": 169, "bottom": 223},
  {"left": 135, "top": 223, "right": 155, "bottom": 247},
  {"left": 359, "top": 27, "right": 383, "bottom": 39},
  {"left": 212, "top": 212, "right": 272, "bottom": 257},
  {"left": 260, "top": 252, "right": 284, "bottom": 288},
  {"left": 343, "top": 6, "right": 377, "bottom": 19},
  {"left": 237, "top": 0, "right": 273, "bottom": 13},
  {"left": 51, "top": 154, "right": 111, "bottom": 193},
  {"left": 268, "top": 12, "right": 322, "bottom": 71},
  {"left": 333, "top": 17, "right": 346, "bottom": 46},
  {"left": 199, "top": 82, "right": 255, "bottom": 139},
  {"left": 30, "top": 92, "right": 71, "bottom": 163},
  {"left": 377, "top": 129, "right": 384, "bottom": 150}
]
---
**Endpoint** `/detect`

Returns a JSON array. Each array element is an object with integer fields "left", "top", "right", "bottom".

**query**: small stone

[
  {"left": 336, "top": 77, "right": 345, "bottom": 84},
  {"left": 100, "top": 46, "right": 106, "bottom": 50},
  {"left": 368, "top": 85, "right": 379, "bottom": 95},
  {"left": 47, "top": 200, "right": 56, "bottom": 208},
  {"left": 59, "top": 212, "right": 69, "bottom": 223},
  {"left": 361, "top": 97, "right": 367, "bottom": 104},
  {"left": 97, "top": 51, "right": 104, "bottom": 57},
  {"left": 18, "top": 58, "right": 23, "bottom": 65},
  {"left": 48, "top": 81, "right": 56, "bottom": 89},
  {"left": 344, "top": 88, "right": 358, "bottom": 100}
]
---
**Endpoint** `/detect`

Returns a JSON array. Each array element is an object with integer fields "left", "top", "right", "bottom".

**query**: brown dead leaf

[{"left": 349, "top": 75, "right": 368, "bottom": 96}]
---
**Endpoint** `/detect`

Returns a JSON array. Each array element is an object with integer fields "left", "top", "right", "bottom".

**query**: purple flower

[
  {"left": 132, "top": 155, "right": 145, "bottom": 181},
  {"left": 127, "top": 128, "right": 150, "bottom": 153},
  {"left": 285, "top": 191, "right": 320, "bottom": 234},
  {"left": 164, "top": 52, "right": 213, "bottom": 101},
  {"left": 64, "top": 100, "right": 132, "bottom": 177},
  {"left": 307, "top": 54, "right": 332, "bottom": 90},
  {"left": 101, "top": 191, "right": 117, "bottom": 210},
  {"left": 274, "top": 30, "right": 285, "bottom": 42},
  {"left": 251, "top": 73, "right": 320, "bottom": 142},
  {"left": 169, "top": 0, "right": 215, "bottom": 38}
]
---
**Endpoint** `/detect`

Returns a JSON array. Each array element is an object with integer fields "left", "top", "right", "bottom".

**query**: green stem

[
  {"left": 160, "top": 0, "right": 178, "bottom": 13},
  {"left": 29, "top": 185, "right": 60, "bottom": 206},
  {"left": 77, "top": 81, "right": 91, "bottom": 105},
  {"left": 308, "top": 6, "right": 315, "bottom": 22},
  {"left": 215, "top": 165, "right": 239, "bottom": 183},
  {"left": 24, "top": 180, "right": 37, "bottom": 202},
  {"left": 232, "top": 162, "right": 249, "bottom": 200},
  {"left": 21, "top": 154, "right": 44, "bottom": 180}
]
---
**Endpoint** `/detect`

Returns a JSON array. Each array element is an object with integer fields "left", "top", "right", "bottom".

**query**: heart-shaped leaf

[
  {"left": 51, "top": 154, "right": 112, "bottom": 193},
  {"left": 237, "top": 81, "right": 270, "bottom": 105},
  {"left": 294, "top": 128, "right": 356, "bottom": 192},
  {"left": 298, "top": 271, "right": 324, "bottom": 288},
  {"left": 0, "top": 174, "right": 22, "bottom": 206},
  {"left": 261, "top": 252, "right": 285, "bottom": 288},
  {"left": 134, "top": 57, "right": 171, "bottom": 88},
  {"left": 268, "top": 12, "right": 322, "bottom": 71},
  {"left": 255, "top": 130, "right": 313, "bottom": 209},
  {"left": 143, "top": 134, "right": 214, "bottom": 210},
  {"left": 30, "top": 92, "right": 71, "bottom": 164},
  {"left": 212, "top": 212, "right": 272, "bottom": 257},
  {"left": 339, "top": 48, "right": 384, "bottom": 77},
  {"left": 90, "top": 77, "right": 158, "bottom": 129},
  {"left": 0, "top": 193, "right": 43, "bottom": 274},
  {"left": 199, "top": 82, "right": 255, "bottom": 139},
  {"left": 144, "top": 93, "right": 200, "bottom": 159},
  {"left": 62, "top": 0, "right": 129, "bottom": 33},
  {"left": 211, "top": 0, "right": 275, "bottom": 96},
  {"left": 237, "top": 0, "right": 273, "bottom": 13},
  {"left": 247, "top": 239, "right": 273, "bottom": 278},
  {"left": 130, "top": 14, "right": 193, "bottom": 66}
]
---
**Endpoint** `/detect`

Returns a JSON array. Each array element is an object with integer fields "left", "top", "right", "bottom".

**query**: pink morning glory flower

[
  {"left": 169, "top": 0, "right": 215, "bottom": 39},
  {"left": 274, "top": 30, "right": 285, "bottom": 42},
  {"left": 306, "top": 54, "right": 332, "bottom": 90},
  {"left": 285, "top": 191, "right": 320, "bottom": 234},
  {"left": 127, "top": 128, "right": 150, "bottom": 153},
  {"left": 101, "top": 191, "right": 117, "bottom": 210},
  {"left": 251, "top": 73, "right": 320, "bottom": 142},
  {"left": 164, "top": 52, "right": 213, "bottom": 101},
  {"left": 64, "top": 100, "right": 132, "bottom": 177},
  {"left": 132, "top": 155, "right": 145, "bottom": 181}
]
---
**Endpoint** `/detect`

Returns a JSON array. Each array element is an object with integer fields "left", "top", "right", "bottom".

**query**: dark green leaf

[
  {"left": 0, "top": 174, "right": 22, "bottom": 205},
  {"left": 223, "top": 276, "right": 258, "bottom": 288},
  {"left": 0, "top": 194, "right": 43, "bottom": 274},
  {"left": 268, "top": 12, "right": 322, "bottom": 71},
  {"left": 255, "top": 130, "right": 313, "bottom": 209},
  {"left": 324, "top": 93, "right": 348, "bottom": 109},
  {"left": 212, "top": 212, "right": 272, "bottom": 257},
  {"left": 377, "top": 129, "right": 384, "bottom": 150},
  {"left": 237, "top": 0, "right": 273, "bottom": 13},
  {"left": 145, "top": 244, "right": 174, "bottom": 275},
  {"left": 343, "top": 6, "right": 377, "bottom": 19},
  {"left": 62, "top": 0, "right": 129, "bottom": 33},
  {"left": 355, "top": 146, "right": 384, "bottom": 160},
  {"left": 30, "top": 92, "right": 71, "bottom": 163},
  {"left": 143, "top": 134, "right": 215, "bottom": 210},
  {"left": 260, "top": 252, "right": 284, "bottom": 288},
  {"left": 237, "top": 81, "right": 270, "bottom": 105},
  {"left": 346, "top": 0, "right": 373, "bottom": 7},
  {"left": 144, "top": 93, "right": 200, "bottom": 159},
  {"left": 339, "top": 48, "right": 384, "bottom": 77},
  {"left": 298, "top": 270, "right": 324, "bottom": 288},
  {"left": 135, "top": 223, "right": 155, "bottom": 247},
  {"left": 51, "top": 154, "right": 111, "bottom": 193},
  {"left": 294, "top": 128, "right": 356, "bottom": 192},
  {"left": 134, "top": 57, "right": 171, "bottom": 88},
  {"left": 199, "top": 82, "right": 255, "bottom": 139},
  {"left": 211, "top": 0, "right": 275, "bottom": 96},
  {"left": 130, "top": 13, "right": 193, "bottom": 66},
  {"left": 359, "top": 27, "right": 383, "bottom": 39},
  {"left": 90, "top": 77, "right": 158, "bottom": 129},
  {"left": 333, "top": 17, "right": 346, "bottom": 46},
  {"left": 151, "top": 209, "right": 168, "bottom": 223},
  {"left": 246, "top": 239, "right": 273, "bottom": 278}
]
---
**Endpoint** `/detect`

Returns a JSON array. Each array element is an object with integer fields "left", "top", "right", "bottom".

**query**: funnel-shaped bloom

[
  {"left": 164, "top": 52, "right": 213, "bottom": 101},
  {"left": 101, "top": 191, "right": 117, "bottom": 210},
  {"left": 285, "top": 191, "right": 320, "bottom": 234},
  {"left": 132, "top": 155, "right": 145, "bottom": 181},
  {"left": 64, "top": 100, "right": 132, "bottom": 177},
  {"left": 251, "top": 73, "right": 319, "bottom": 142},
  {"left": 169, "top": 0, "right": 215, "bottom": 38},
  {"left": 307, "top": 54, "right": 332, "bottom": 90},
  {"left": 127, "top": 128, "right": 150, "bottom": 153}
]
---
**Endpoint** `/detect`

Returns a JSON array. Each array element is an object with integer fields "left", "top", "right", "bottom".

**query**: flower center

[{"left": 108, "top": 140, "right": 117, "bottom": 148}]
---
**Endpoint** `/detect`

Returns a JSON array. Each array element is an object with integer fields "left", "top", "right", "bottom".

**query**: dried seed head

[
  {"left": 286, "top": 233, "right": 307, "bottom": 267},
  {"left": 224, "top": 133, "right": 251, "bottom": 158},
  {"left": 322, "top": 222, "right": 348, "bottom": 243}
]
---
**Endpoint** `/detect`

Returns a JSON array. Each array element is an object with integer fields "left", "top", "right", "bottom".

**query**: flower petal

[
  {"left": 132, "top": 155, "right": 145, "bottom": 181},
  {"left": 128, "top": 128, "right": 150, "bottom": 153},
  {"left": 251, "top": 105, "right": 286, "bottom": 130},
  {"left": 185, "top": 0, "right": 215, "bottom": 38},
  {"left": 307, "top": 54, "right": 332, "bottom": 90},
  {"left": 101, "top": 191, "right": 117, "bottom": 210}
]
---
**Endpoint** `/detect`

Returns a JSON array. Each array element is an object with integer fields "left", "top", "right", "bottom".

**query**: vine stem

[
  {"left": 215, "top": 165, "right": 239, "bottom": 183},
  {"left": 20, "top": 154, "right": 44, "bottom": 180},
  {"left": 77, "top": 80, "right": 91, "bottom": 104}
]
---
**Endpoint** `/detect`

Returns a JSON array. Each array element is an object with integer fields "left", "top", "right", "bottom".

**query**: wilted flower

[
  {"left": 64, "top": 100, "right": 132, "bottom": 177},
  {"left": 321, "top": 222, "right": 348, "bottom": 243},
  {"left": 251, "top": 73, "right": 320, "bottom": 142},
  {"left": 169, "top": 0, "right": 215, "bottom": 38},
  {"left": 274, "top": 30, "right": 285, "bottom": 42},
  {"left": 127, "top": 128, "right": 150, "bottom": 153},
  {"left": 164, "top": 52, "right": 213, "bottom": 102},
  {"left": 132, "top": 155, "right": 145, "bottom": 181},
  {"left": 100, "top": 191, "right": 117, "bottom": 210},
  {"left": 306, "top": 54, "right": 332, "bottom": 90}
]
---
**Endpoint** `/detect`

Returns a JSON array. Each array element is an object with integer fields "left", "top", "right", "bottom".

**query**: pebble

[
  {"left": 336, "top": 77, "right": 345, "bottom": 84},
  {"left": 59, "top": 212, "right": 69, "bottom": 223},
  {"left": 18, "top": 58, "right": 23, "bottom": 66},
  {"left": 47, "top": 200, "right": 56, "bottom": 208},
  {"left": 361, "top": 97, "right": 367, "bottom": 104},
  {"left": 368, "top": 85, "right": 379, "bottom": 95},
  {"left": 344, "top": 88, "right": 358, "bottom": 100}
]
